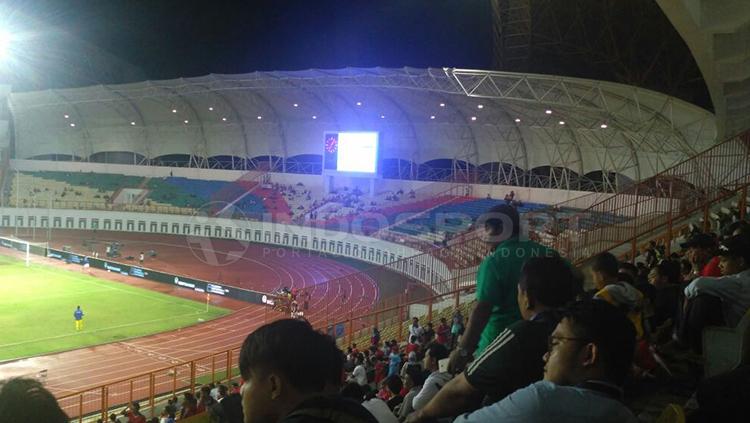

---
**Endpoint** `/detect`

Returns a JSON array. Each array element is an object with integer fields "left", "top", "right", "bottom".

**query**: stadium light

[
  {"left": 172, "top": 109, "right": 177, "bottom": 113},
  {"left": 257, "top": 115, "right": 262, "bottom": 120},
  {"left": 221, "top": 117, "right": 227, "bottom": 121},
  {"left": 208, "top": 107, "right": 214, "bottom": 111},
  {"left": 439, "top": 103, "right": 445, "bottom": 107},
  {"left": 430, "top": 115, "right": 435, "bottom": 120},
  {"left": 293, "top": 103, "right": 298, "bottom": 107},
  {"left": 477, "top": 104, "right": 484, "bottom": 109},
  {"left": 514, "top": 118, "right": 521, "bottom": 123},
  {"left": 559, "top": 121, "right": 565, "bottom": 125},
  {"left": 130, "top": 121, "right": 136, "bottom": 126},
  {"left": 69, "top": 123, "right": 75, "bottom": 127},
  {"left": 312, "top": 115, "right": 317, "bottom": 119},
  {"left": 64, "top": 114, "right": 69, "bottom": 119},
  {"left": 183, "top": 119, "right": 189, "bottom": 124},
  {"left": 470, "top": 116, "right": 477, "bottom": 121},
  {"left": 356, "top": 101, "right": 362, "bottom": 106},
  {"left": 600, "top": 123, "right": 608, "bottom": 129},
  {"left": 545, "top": 109, "right": 552, "bottom": 114},
  {"left": 380, "top": 114, "right": 385, "bottom": 119}
]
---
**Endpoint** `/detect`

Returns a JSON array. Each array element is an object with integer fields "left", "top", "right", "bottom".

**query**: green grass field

[{"left": 0, "top": 254, "right": 229, "bottom": 361}]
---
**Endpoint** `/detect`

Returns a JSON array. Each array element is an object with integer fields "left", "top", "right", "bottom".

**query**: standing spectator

[
  {"left": 408, "top": 318, "right": 423, "bottom": 342},
  {"left": 453, "top": 300, "right": 637, "bottom": 422},
  {"left": 372, "top": 327, "right": 381, "bottom": 346},
  {"left": 411, "top": 344, "right": 451, "bottom": 411},
  {"left": 0, "top": 378, "right": 68, "bottom": 423},
  {"left": 422, "top": 323, "right": 435, "bottom": 344},
  {"left": 347, "top": 354, "right": 368, "bottom": 386},
  {"left": 388, "top": 347, "right": 402, "bottom": 378},
  {"left": 408, "top": 256, "right": 579, "bottom": 422},
  {"left": 139, "top": 251, "right": 145, "bottom": 265},
  {"left": 374, "top": 356, "right": 386, "bottom": 386},
  {"left": 450, "top": 310, "right": 464, "bottom": 349},
  {"left": 436, "top": 318, "right": 449, "bottom": 345},
  {"left": 238, "top": 319, "right": 377, "bottom": 423},
  {"left": 449, "top": 205, "right": 558, "bottom": 372}
]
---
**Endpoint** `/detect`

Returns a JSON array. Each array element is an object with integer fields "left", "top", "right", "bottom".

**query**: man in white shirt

[
  {"left": 409, "top": 318, "right": 423, "bottom": 342},
  {"left": 347, "top": 354, "right": 368, "bottom": 386},
  {"left": 412, "top": 344, "right": 451, "bottom": 411},
  {"left": 684, "top": 234, "right": 750, "bottom": 327}
]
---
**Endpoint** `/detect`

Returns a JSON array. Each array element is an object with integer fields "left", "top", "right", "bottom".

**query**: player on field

[{"left": 74, "top": 306, "right": 84, "bottom": 331}]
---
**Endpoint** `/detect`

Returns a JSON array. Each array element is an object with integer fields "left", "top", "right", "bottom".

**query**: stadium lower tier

[{"left": 0, "top": 228, "right": 427, "bottom": 405}]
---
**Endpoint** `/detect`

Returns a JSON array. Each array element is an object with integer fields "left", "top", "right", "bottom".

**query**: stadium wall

[{"left": 0, "top": 207, "right": 453, "bottom": 292}]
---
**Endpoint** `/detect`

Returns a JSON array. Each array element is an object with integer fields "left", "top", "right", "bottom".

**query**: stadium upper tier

[{"left": 6, "top": 68, "right": 717, "bottom": 192}]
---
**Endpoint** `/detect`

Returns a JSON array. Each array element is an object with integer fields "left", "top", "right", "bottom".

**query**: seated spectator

[
  {"left": 126, "top": 401, "right": 146, "bottom": 423},
  {"left": 397, "top": 367, "right": 426, "bottom": 422},
  {"left": 197, "top": 385, "right": 216, "bottom": 413},
  {"left": 591, "top": 252, "right": 645, "bottom": 339},
  {"left": 647, "top": 260, "right": 682, "bottom": 334},
  {"left": 407, "top": 256, "right": 579, "bottom": 422},
  {"left": 239, "top": 319, "right": 377, "bottom": 423},
  {"left": 453, "top": 300, "right": 637, "bottom": 422},
  {"left": 347, "top": 354, "right": 368, "bottom": 386},
  {"left": 411, "top": 344, "right": 451, "bottom": 411},
  {"left": 385, "top": 375, "right": 404, "bottom": 411},
  {"left": 400, "top": 352, "right": 421, "bottom": 379},
  {"left": 682, "top": 233, "right": 722, "bottom": 280},
  {"left": 680, "top": 234, "right": 750, "bottom": 352},
  {"left": 0, "top": 377, "right": 68, "bottom": 422},
  {"left": 179, "top": 392, "right": 198, "bottom": 419}
]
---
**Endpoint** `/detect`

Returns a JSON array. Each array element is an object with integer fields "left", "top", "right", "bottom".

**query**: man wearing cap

[
  {"left": 680, "top": 235, "right": 750, "bottom": 352},
  {"left": 681, "top": 233, "right": 722, "bottom": 280}
]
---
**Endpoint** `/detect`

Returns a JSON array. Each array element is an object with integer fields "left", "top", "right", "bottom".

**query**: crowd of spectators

[{"left": 3, "top": 204, "right": 750, "bottom": 423}]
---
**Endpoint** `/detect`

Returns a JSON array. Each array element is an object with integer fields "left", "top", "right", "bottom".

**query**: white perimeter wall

[{"left": 0, "top": 207, "right": 454, "bottom": 294}]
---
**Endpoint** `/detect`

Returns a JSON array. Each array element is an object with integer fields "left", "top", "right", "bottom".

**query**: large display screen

[{"left": 324, "top": 131, "right": 379, "bottom": 174}]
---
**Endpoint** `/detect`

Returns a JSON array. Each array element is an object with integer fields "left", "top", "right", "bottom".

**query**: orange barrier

[{"left": 539, "top": 129, "right": 750, "bottom": 264}]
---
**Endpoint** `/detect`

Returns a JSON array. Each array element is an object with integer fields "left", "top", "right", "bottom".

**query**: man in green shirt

[{"left": 448, "top": 204, "right": 558, "bottom": 372}]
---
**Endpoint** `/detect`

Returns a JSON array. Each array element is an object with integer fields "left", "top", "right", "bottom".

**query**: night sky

[{"left": 0, "top": 0, "right": 493, "bottom": 91}]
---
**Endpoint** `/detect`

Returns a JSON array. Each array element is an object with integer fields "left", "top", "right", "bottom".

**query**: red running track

[{"left": 0, "top": 229, "right": 385, "bottom": 417}]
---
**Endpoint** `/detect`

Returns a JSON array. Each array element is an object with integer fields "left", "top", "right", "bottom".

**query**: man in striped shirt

[{"left": 406, "top": 256, "right": 579, "bottom": 422}]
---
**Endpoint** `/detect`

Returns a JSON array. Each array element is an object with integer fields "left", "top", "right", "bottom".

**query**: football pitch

[{"left": 0, "top": 254, "right": 229, "bottom": 361}]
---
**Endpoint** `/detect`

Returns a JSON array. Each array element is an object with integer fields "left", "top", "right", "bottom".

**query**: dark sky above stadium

[{"left": 1, "top": 0, "right": 493, "bottom": 90}]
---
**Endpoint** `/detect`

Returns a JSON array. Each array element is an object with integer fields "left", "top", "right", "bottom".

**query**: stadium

[{"left": 0, "top": 1, "right": 748, "bottom": 422}]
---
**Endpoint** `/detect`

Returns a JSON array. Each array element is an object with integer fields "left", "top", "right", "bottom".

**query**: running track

[{"left": 0, "top": 229, "right": 395, "bottom": 418}]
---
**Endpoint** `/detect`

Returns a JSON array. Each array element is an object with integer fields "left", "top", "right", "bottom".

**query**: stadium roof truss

[{"left": 7, "top": 67, "right": 716, "bottom": 192}]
